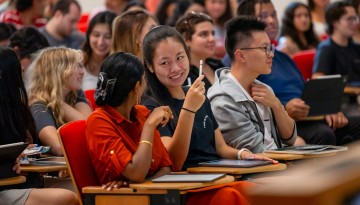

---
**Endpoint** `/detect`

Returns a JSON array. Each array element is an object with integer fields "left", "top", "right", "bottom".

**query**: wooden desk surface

[
  {"left": 248, "top": 141, "right": 360, "bottom": 205},
  {"left": 344, "top": 86, "right": 360, "bottom": 95},
  {"left": 187, "top": 163, "right": 286, "bottom": 175},
  {"left": 83, "top": 175, "right": 235, "bottom": 195},
  {"left": 0, "top": 176, "right": 26, "bottom": 186},
  {"left": 21, "top": 164, "right": 68, "bottom": 173},
  {"left": 83, "top": 187, "right": 168, "bottom": 195},
  {"left": 129, "top": 175, "right": 235, "bottom": 191},
  {"left": 258, "top": 152, "right": 337, "bottom": 161}
]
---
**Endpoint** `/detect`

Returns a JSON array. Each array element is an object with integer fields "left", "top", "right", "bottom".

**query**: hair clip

[{"left": 95, "top": 72, "right": 117, "bottom": 102}]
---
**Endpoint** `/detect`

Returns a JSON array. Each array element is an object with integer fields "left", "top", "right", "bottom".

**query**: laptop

[
  {"left": 198, "top": 159, "right": 272, "bottom": 168},
  {"left": 301, "top": 75, "right": 346, "bottom": 116},
  {"left": 0, "top": 142, "right": 29, "bottom": 179},
  {"left": 152, "top": 173, "right": 225, "bottom": 183}
]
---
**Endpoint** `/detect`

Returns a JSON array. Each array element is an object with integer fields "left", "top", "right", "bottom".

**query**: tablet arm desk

[{"left": 82, "top": 175, "right": 235, "bottom": 205}]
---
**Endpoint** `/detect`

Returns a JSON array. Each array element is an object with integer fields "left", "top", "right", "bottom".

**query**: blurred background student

[
  {"left": 0, "top": 22, "right": 15, "bottom": 46},
  {"left": 166, "top": 0, "right": 205, "bottom": 26},
  {"left": 82, "top": 11, "right": 116, "bottom": 91},
  {"left": 155, "top": 0, "right": 177, "bottom": 25},
  {"left": 203, "top": 0, "right": 233, "bottom": 59},
  {"left": 308, "top": 0, "right": 329, "bottom": 39},
  {"left": 111, "top": 9, "right": 157, "bottom": 61},
  {"left": 277, "top": 2, "right": 319, "bottom": 57},
  {"left": 9, "top": 26, "right": 49, "bottom": 73}
]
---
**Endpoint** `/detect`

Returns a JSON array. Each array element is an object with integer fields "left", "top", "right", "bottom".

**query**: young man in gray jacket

[{"left": 207, "top": 16, "right": 298, "bottom": 153}]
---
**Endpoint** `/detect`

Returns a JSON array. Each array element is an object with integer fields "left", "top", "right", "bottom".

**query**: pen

[{"left": 187, "top": 77, "right": 192, "bottom": 86}]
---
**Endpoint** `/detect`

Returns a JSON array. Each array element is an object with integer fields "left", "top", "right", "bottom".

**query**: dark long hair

[
  {"left": 166, "top": 0, "right": 204, "bottom": 26},
  {"left": 0, "top": 46, "right": 36, "bottom": 145},
  {"left": 95, "top": 52, "right": 145, "bottom": 107},
  {"left": 203, "top": 0, "right": 233, "bottom": 26},
  {"left": 82, "top": 11, "right": 116, "bottom": 67},
  {"left": 155, "top": 0, "right": 177, "bottom": 25},
  {"left": 142, "top": 26, "right": 189, "bottom": 132},
  {"left": 279, "top": 2, "right": 319, "bottom": 50}
]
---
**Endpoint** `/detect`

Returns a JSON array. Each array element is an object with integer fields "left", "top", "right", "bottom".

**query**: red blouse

[{"left": 86, "top": 105, "right": 172, "bottom": 184}]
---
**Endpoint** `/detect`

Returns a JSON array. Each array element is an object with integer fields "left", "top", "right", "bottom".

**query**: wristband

[
  {"left": 237, "top": 148, "right": 251, "bottom": 160},
  {"left": 181, "top": 107, "right": 196, "bottom": 114}
]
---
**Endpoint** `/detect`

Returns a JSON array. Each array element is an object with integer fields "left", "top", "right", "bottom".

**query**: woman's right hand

[
  {"left": 183, "top": 75, "right": 206, "bottom": 112},
  {"left": 146, "top": 106, "right": 173, "bottom": 128},
  {"left": 102, "top": 180, "right": 129, "bottom": 191}
]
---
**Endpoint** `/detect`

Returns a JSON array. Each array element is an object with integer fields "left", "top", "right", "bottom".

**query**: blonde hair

[
  {"left": 111, "top": 9, "right": 157, "bottom": 58},
  {"left": 27, "top": 47, "right": 83, "bottom": 126}
]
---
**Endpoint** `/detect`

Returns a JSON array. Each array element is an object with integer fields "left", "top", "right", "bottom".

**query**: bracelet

[
  {"left": 139, "top": 140, "right": 152, "bottom": 146},
  {"left": 181, "top": 107, "right": 196, "bottom": 114},
  {"left": 237, "top": 148, "right": 251, "bottom": 160}
]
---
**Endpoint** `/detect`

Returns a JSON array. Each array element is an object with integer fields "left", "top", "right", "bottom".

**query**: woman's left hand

[
  {"left": 102, "top": 180, "right": 129, "bottom": 191},
  {"left": 242, "top": 151, "right": 278, "bottom": 164}
]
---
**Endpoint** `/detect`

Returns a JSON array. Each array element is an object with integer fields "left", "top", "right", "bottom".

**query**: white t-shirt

[{"left": 82, "top": 68, "right": 98, "bottom": 91}]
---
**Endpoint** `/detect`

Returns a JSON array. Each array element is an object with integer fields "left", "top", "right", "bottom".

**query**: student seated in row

[
  {"left": 141, "top": 25, "right": 276, "bottom": 171},
  {"left": 27, "top": 47, "right": 92, "bottom": 156},
  {"left": 208, "top": 16, "right": 298, "bottom": 153},
  {"left": 86, "top": 52, "right": 254, "bottom": 205},
  {"left": 0, "top": 46, "right": 79, "bottom": 205},
  {"left": 229, "top": 0, "right": 360, "bottom": 146}
]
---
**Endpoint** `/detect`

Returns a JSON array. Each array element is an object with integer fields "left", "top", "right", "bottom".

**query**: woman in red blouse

[
  {"left": 86, "top": 52, "right": 173, "bottom": 183},
  {"left": 86, "top": 52, "right": 252, "bottom": 205}
]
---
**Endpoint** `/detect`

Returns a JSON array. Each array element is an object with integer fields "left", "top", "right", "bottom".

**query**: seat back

[
  {"left": 58, "top": 120, "right": 100, "bottom": 203},
  {"left": 78, "top": 13, "right": 89, "bottom": 33},
  {"left": 292, "top": 49, "right": 316, "bottom": 81},
  {"left": 84, "top": 89, "right": 99, "bottom": 111}
]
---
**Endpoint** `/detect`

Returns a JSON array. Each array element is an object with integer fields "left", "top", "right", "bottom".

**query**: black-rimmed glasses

[{"left": 238, "top": 44, "right": 275, "bottom": 56}]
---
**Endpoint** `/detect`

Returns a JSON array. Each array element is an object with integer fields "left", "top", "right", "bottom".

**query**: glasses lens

[{"left": 266, "top": 44, "right": 275, "bottom": 55}]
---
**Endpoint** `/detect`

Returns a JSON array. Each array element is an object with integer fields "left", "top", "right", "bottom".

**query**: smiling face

[
  {"left": 90, "top": 23, "right": 112, "bottom": 58},
  {"left": 149, "top": 38, "right": 190, "bottom": 89},
  {"left": 66, "top": 62, "right": 84, "bottom": 91},
  {"left": 186, "top": 21, "right": 216, "bottom": 60},
  {"left": 293, "top": 6, "right": 311, "bottom": 33}
]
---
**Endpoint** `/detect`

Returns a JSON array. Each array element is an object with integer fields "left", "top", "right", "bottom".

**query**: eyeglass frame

[{"left": 235, "top": 44, "right": 275, "bottom": 57}]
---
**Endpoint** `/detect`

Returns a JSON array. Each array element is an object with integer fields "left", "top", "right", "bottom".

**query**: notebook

[
  {"left": 264, "top": 145, "right": 348, "bottom": 155},
  {"left": 29, "top": 156, "right": 66, "bottom": 165},
  {"left": 0, "top": 142, "right": 29, "bottom": 179},
  {"left": 301, "top": 75, "right": 346, "bottom": 116},
  {"left": 198, "top": 159, "right": 272, "bottom": 168},
  {"left": 152, "top": 173, "right": 225, "bottom": 183}
]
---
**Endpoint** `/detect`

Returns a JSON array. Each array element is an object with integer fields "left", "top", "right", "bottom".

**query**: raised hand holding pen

[{"left": 183, "top": 75, "right": 206, "bottom": 114}]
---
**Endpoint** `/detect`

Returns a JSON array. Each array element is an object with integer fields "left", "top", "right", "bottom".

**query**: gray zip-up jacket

[{"left": 207, "top": 68, "right": 297, "bottom": 153}]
